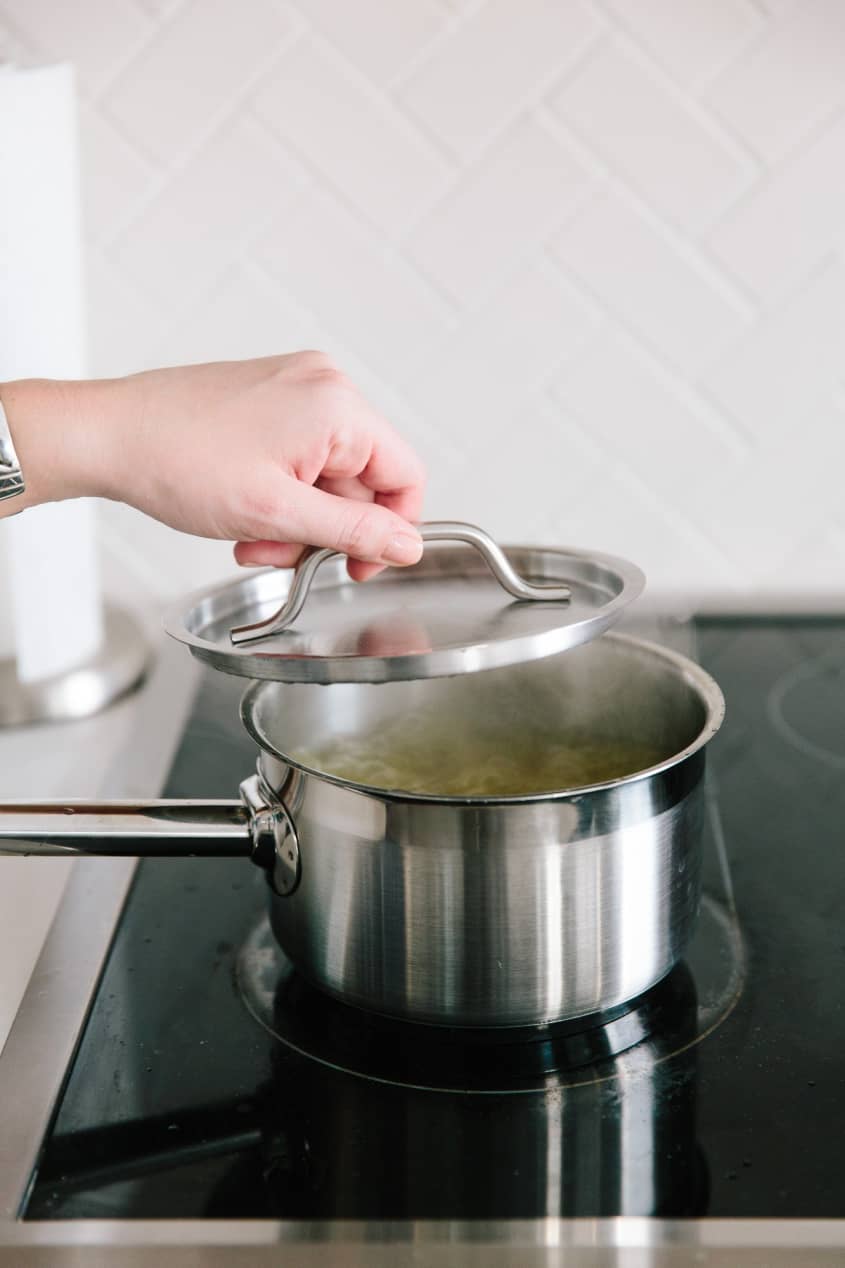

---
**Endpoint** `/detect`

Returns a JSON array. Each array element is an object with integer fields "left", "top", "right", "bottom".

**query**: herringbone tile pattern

[{"left": 2, "top": 0, "right": 844, "bottom": 602}]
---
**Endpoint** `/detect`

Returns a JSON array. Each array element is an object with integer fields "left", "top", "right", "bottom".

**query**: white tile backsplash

[
  {"left": 554, "top": 326, "right": 746, "bottom": 524},
  {"left": 0, "top": 0, "right": 152, "bottom": 97},
  {"left": 704, "top": 0, "right": 845, "bottom": 162},
  {"left": 602, "top": 0, "right": 763, "bottom": 90},
  {"left": 85, "top": 247, "right": 161, "bottom": 377},
  {"left": 553, "top": 37, "right": 754, "bottom": 232},
  {"left": 79, "top": 105, "right": 157, "bottom": 247},
  {"left": 707, "top": 111, "right": 845, "bottom": 303},
  {"left": 253, "top": 34, "right": 452, "bottom": 237},
  {"left": 305, "top": 0, "right": 445, "bottom": 87},
  {"left": 108, "top": 115, "right": 306, "bottom": 305},
  {"left": 6, "top": 0, "right": 845, "bottom": 603},
  {"left": 149, "top": 264, "right": 320, "bottom": 368},
  {"left": 405, "top": 119, "right": 593, "bottom": 304},
  {"left": 405, "top": 261, "right": 595, "bottom": 427},
  {"left": 552, "top": 192, "right": 751, "bottom": 378},
  {"left": 100, "top": 0, "right": 292, "bottom": 164},
  {"left": 399, "top": 0, "right": 601, "bottom": 160},
  {"left": 696, "top": 396, "right": 845, "bottom": 579},
  {"left": 704, "top": 263, "right": 845, "bottom": 443},
  {"left": 429, "top": 392, "right": 607, "bottom": 547},
  {"left": 254, "top": 187, "right": 452, "bottom": 380}
]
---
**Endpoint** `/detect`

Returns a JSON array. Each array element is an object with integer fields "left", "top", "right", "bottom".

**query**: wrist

[{"left": 0, "top": 377, "right": 123, "bottom": 511}]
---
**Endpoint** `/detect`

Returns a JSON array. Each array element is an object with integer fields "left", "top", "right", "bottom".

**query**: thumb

[{"left": 289, "top": 482, "right": 423, "bottom": 565}]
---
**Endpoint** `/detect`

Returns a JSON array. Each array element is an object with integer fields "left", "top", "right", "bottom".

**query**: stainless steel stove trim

[
  {"left": 0, "top": 1219, "right": 845, "bottom": 1266},
  {"left": 0, "top": 621, "right": 843, "bottom": 1263},
  {"left": 0, "top": 631, "right": 201, "bottom": 1223},
  {"left": 0, "top": 855, "right": 138, "bottom": 1220}
]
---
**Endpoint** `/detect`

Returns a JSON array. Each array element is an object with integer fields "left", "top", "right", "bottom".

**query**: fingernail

[
  {"left": 383, "top": 533, "right": 424, "bottom": 565},
  {"left": 239, "top": 561, "right": 264, "bottom": 568}
]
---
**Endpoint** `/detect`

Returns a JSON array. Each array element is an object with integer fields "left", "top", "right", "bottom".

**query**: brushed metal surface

[
  {"left": 244, "top": 632, "right": 725, "bottom": 1026},
  {"left": 0, "top": 631, "right": 724, "bottom": 1028},
  {"left": 0, "top": 636, "right": 202, "bottom": 1224},
  {"left": 0, "top": 605, "right": 149, "bottom": 727},
  {"left": 0, "top": 779, "right": 293, "bottom": 881},
  {"left": 2, "top": 1217, "right": 845, "bottom": 1263},
  {"left": 0, "top": 800, "right": 251, "bottom": 855},
  {"left": 166, "top": 542, "right": 644, "bottom": 684},
  {"left": 0, "top": 395, "right": 25, "bottom": 504}
]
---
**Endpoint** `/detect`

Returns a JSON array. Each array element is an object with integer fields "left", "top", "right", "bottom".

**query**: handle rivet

[{"left": 239, "top": 771, "right": 301, "bottom": 897}]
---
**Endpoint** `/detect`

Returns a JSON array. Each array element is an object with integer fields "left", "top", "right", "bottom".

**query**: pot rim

[{"left": 240, "top": 631, "right": 726, "bottom": 807}]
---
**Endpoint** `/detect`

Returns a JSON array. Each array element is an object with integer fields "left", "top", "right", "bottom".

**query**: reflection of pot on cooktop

[
  {"left": 221, "top": 889, "right": 743, "bottom": 1220},
  {"left": 208, "top": 959, "right": 708, "bottom": 1221},
  {"left": 770, "top": 645, "right": 845, "bottom": 767},
  {"left": 256, "top": 976, "right": 707, "bottom": 1221}
]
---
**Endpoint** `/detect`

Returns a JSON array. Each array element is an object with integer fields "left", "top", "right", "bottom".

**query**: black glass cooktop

[{"left": 24, "top": 617, "right": 845, "bottom": 1219}]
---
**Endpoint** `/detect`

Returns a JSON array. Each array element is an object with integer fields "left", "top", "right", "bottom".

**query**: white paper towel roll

[
  {"left": 0, "top": 557, "right": 13, "bottom": 660},
  {"left": 0, "top": 64, "right": 103, "bottom": 683}
]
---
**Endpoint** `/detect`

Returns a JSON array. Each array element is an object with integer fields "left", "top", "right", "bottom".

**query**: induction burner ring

[
  {"left": 769, "top": 649, "right": 845, "bottom": 768},
  {"left": 236, "top": 894, "right": 745, "bottom": 1095}
]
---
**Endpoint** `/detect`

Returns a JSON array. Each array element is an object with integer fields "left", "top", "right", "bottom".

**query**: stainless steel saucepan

[{"left": 0, "top": 627, "right": 724, "bottom": 1028}]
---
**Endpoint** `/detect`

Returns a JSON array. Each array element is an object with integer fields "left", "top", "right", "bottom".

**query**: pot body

[{"left": 246, "top": 633, "right": 723, "bottom": 1028}]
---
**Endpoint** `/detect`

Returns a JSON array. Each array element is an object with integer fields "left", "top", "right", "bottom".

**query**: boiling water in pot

[
  {"left": 295, "top": 713, "right": 666, "bottom": 797},
  {"left": 259, "top": 637, "right": 706, "bottom": 800}
]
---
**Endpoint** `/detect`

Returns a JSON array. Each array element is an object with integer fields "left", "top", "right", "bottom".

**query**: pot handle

[
  {"left": 0, "top": 774, "right": 300, "bottom": 897},
  {"left": 229, "top": 520, "right": 572, "bottom": 646}
]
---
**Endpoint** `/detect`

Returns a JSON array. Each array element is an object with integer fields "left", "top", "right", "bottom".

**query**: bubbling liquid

[{"left": 294, "top": 716, "right": 667, "bottom": 798}]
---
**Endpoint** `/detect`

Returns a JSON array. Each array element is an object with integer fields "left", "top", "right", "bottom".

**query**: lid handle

[{"left": 229, "top": 521, "right": 571, "bottom": 647}]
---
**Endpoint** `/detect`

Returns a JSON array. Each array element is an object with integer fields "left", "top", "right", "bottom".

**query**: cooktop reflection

[{"left": 24, "top": 617, "right": 845, "bottom": 1220}]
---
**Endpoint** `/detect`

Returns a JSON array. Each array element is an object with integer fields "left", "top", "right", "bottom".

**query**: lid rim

[{"left": 164, "top": 540, "right": 646, "bottom": 686}]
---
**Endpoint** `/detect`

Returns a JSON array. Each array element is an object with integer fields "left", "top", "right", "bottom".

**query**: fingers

[
  {"left": 292, "top": 482, "right": 423, "bottom": 564},
  {"left": 322, "top": 406, "right": 425, "bottom": 497},
  {"left": 234, "top": 477, "right": 423, "bottom": 580},
  {"left": 374, "top": 482, "right": 425, "bottom": 528},
  {"left": 345, "top": 558, "right": 385, "bottom": 582},
  {"left": 322, "top": 426, "right": 426, "bottom": 578},
  {"left": 317, "top": 475, "right": 402, "bottom": 582},
  {"left": 234, "top": 540, "right": 389, "bottom": 582},
  {"left": 360, "top": 434, "right": 426, "bottom": 510},
  {"left": 342, "top": 487, "right": 424, "bottom": 581},
  {"left": 233, "top": 366, "right": 427, "bottom": 579},
  {"left": 234, "top": 540, "right": 304, "bottom": 568},
  {"left": 319, "top": 398, "right": 426, "bottom": 530},
  {"left": 240, "top": 477, "right": 423, "bottom": 570}
]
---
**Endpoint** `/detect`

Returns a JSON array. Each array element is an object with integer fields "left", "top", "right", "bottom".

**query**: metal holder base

[{"left": 0, "top": 604, "right": 150, "bottom": 727}]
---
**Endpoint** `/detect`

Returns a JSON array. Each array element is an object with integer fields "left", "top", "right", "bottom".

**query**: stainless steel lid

[{"left": 165, "top": 521, "right": 645, "bottom": 685}]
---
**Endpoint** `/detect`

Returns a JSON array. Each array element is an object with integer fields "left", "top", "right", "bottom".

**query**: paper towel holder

[{"left": 0, "top": 604, "right": 149, "bottom": 727}]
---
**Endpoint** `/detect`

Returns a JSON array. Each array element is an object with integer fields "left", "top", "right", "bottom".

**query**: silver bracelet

[{"left": 0, "top": 394, "right": 25, "bottom": 503}]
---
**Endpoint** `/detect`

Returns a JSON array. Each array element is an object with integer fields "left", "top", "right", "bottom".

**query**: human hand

[{"left": 0, "top": 353, "right": 426, "bottom": 581}]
